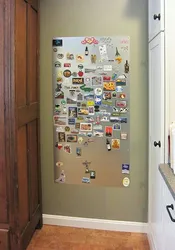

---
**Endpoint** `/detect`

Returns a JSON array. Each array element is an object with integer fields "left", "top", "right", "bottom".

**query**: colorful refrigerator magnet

[
  {"left": 122, "top": 164, "right": 130, "bottom": 174},
  {"left": 123, "top": 177, "right": 130, "bottom": 187}
]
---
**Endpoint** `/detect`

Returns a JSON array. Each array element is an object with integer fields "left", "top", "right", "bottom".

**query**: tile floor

[{"left": 27, "top": 225, "right": 150, "bottom": 250}]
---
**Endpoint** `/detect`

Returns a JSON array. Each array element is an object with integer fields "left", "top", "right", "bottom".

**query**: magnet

[
  {"left": 71, "top": 129, "right": 79, "bottom": 134},
  {"left": 115, "top": 47, "right": 122, "bottom": 64},
  {"left": 87, "top": 132, "right": 93, "bottom": 137},
  {"left": 92, "top": 76, "right": 102, "bottom": 86},
  {"left": 78, "top": 108, "right": 89, "bottom": 115},
  {"left": 56, "top": 126, "right": 64, "bottom": 132},
  {"left": 81, "top": 37, "right": 99, "bottom": 45},
  {"left": 111, "top": 139, "right": 120, "bottom": 149},
  {"left": 72, "top": 72, "right": 78, "bottom": 77},
  {"left": 113, "top": 107, "right": 119, "bottom": 112},
  {"left": 84, "top": 93, "right": 94, "bottom": 100},
  {"left": 55, "top": 61, "right": 61, "bottom": 67},
  {"left": 77, "top": 102, "right": 81, "bottom": 107},
  {"left": 85, "top": 77, "right": 91, "bottom": 85},
  {"left": 57, "top": 53, "right": 64, "bottom": 59},
  {"left": 53, "top": 39, "right": 63, "bottom": 47},
  {"left": 103, "top": 76, "right": 111, "bottom": 81},
  {"left": 66, "top": 53, "right": 74, "bottom": 60},
  {"left": 87, "top": 100, "right": 95, "bottom": 106},
  {"left": 82, "top": 160, "right": 91, "bottom": 168},
  {"left": 57, "top": 77, "right": 63, "bottom": 83},
  {"left": 105, "top": 126, "right": 113, "bottom": 137},
  {"left": 91, "top": 55, "right": 97, "bottom": 64},
  {"left": 85, "top": 46, "right": 89, "bottom": 56},
  {"left": 67, "top": 97, "right": 77, "bottom": 104},
  {"left": 69, "top": 90, "right": 76, "bottom": 100},
  {"left": 100, "top": 116, "right": 109, "bottom": 122},
  {"left": 65, "top": 126, "right": 70, "bottom": 132},
  {"left": 63, "top": 144, "right": 72, "bottom": 153},
  {"left": 90, "top": 171, "right": 96, "bottom": 179},
  {"left": 63, "top": 70, "right": 71, "bottom": 78},
  {"left": 78, "top": 71, "right": 84, "bottom": 77},
  {"left": 103, "top": 82, "right": 115, "bottom": 91},
  {"left": 68, "top": 118, "right": 76, "bottom": 125},
  {"left": 85, "top": 167, "right": 90, "bottom": 173},
  {"left": 94, "top": 105, "right": 100, "bottom": 112},
  {"left": 99, "top": 44, "right": 107, "bottom": 55},
  {"left": 103, "top": 92, "right": 112, "bottom": 100},
  {"left": 75, "top": 123, "right": 80, "bottom": 129},
  {"left": 112, "top": 92, "right": 117, "bottom": 98},
  {"left": 55, "top": 83, "right": 62, "bottom": 91},
  {"left": 68, "top": 107, "right": 77, "bottom": 118},
  {"left": 111, "top": 112, "right": 120, "bottom": 117},
  {"left": 53, "top": 48, "right": 57, "bottom": 52},
  {"left": 80, "top": 84, "right": 94, "bottom": 92},
  {"left": 123, "top": 177, "right": 130, "bottom": 187},
  {"left": 85, "top": 68, "right": 96, "bottom": 74},
  {"left": 121, "top": 132, "right": 128, "bottom": 140},
  {"left": 112, "top": 73, "right": 118, "bottom": 81},
  {"left": 77, "top": 93, "right": 83, "bottom": 101},
  {"left": 93, "top": 130, "right": 104, "bottom": 137},
  {"left": 113, "top": 123, "right": 121, "bottom": 130},
  {"left": 57, "top": 143, "right": 63, "bottom": 150},
  {"left": 122, "top": 164, "right": 130, "bottom": 174},
  {"left": 118, "top": 74, "right": 127, "bottom": 79},
  {"left": 95, "top": 96, "right": 102, "bottom": 105},
  {"left": 82, "top": 177, "right": 90, "bottom": 183},
  {"left": 58, "top": 132, "right": 66, "bottom": 142},
  {"left": 67, "top": 134, "right": 77, "bottom": 142},
  {"left": 55, "top": 91, "right": 64, "bottom": 99},
  {"left": 124, "top": 60, "right": 129, "bottom": 73},
  {"left": 120, "top": 108, "right": 128, "bottom": 113},
  {"left": 78, "top": 137, "right": 83, "bottom": 144},
  {"left": 56, "top": 161, "right": 63, "bottom": 167},
  {"left": 61, "top": 99, "right": 66, "bottom": 105},
  {"left": 80, "top": 123, "right": 92, "bottom": 131},
  {"left": 95, "top": 115, "right": 100, "bottom": 124},
  {"left": 85, "top": 116, "right": 95, "bottom": 123},
  {"left": 64, "top": 63, "right": 71, "bottom": 67},
  {"left": 76, "top": 147, "right": 82, "bottom": 157},
  {"left": 77, "top": 116, "right": 84, "bottom": 121},
  {"left": 78, "top": 64, "right": 84, "bottom": 69},
  {"left": 72, "top": 78, "right": 84, "bottom": 85},
  {"left": 102, "top": 99, "right": 112, "bottom": 106},
  {"left": 116, "top": 79, "right": 126, "bottom": 86},
  {"left": 103, "top": 65, "right": 112, "bottom": 71},
  {"left": 93, "top": 124, "right": 102, "bottom": 130},
  {"left": 94, "top": 88, "right": 102, "bottom": 96},
  {"left": 116, "top": 86, "right": 124, "bottom": 92},
  {"left": 115, "top": 101, "right": 127, "bottom": 108},
  {"left": 54, "top": 104, "right": 61, "bottom": 113},
  {"left": 88, "top": 106, "right": 94, "bottom": 115},
  {"left": 79, "top": 132, "right": 87, "bottom": 137},
  {"left": 55, "top": 170, "right": 65, "bottom": 183},
  {"left": 76, "top": 55, "right": 84, "bottom": 62},
  {"left": 83, "top": 141, "right": 88, "bottom": 147},
  {"left": 57, "top": 70, "right": 63, "bottom": 77}
]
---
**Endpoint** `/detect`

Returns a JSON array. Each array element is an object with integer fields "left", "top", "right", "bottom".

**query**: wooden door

[
  {"left": 15, "top": 0, "right": 42, "bottom": 249},
  {"left": 148, "top": 33, "right": 165, "bottom": 250}
]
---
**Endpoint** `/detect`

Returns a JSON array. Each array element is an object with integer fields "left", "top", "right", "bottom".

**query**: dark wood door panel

[
  {"left": 15, "top": 0, "right": 27, "bottom": 107},
  {"left": 17, "top": 103, "right": 38, "bottom": 128},
  {"left": 17, "top": 126, "right": 29, "bottom": 231},
  {"left": 0, "top": 0, "right": 8, "bottom": 224},
  {"left": 28, "top": 0, "right": 38, "bottom": 11},
  {"left": 28, "top": 120, "right": 39, "bottom": 215},
  {"left": 28, "top": 5, "right": 37, "bottom": 104},
  {"left": 0, "top": 229, "right": 9, "bottom": 250}
]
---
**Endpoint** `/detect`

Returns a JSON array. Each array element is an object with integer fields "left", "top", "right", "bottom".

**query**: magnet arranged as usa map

[{"left": 52, "top": 36, "right": 130, "bottom": 187}]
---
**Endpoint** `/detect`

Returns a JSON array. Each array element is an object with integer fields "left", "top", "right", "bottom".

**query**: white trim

[
  {"left": 147, "top": 224, "right": 157, "bottom": 250},
  {"left": 43, "top": 214, "right": 148, "bottom": 233}
]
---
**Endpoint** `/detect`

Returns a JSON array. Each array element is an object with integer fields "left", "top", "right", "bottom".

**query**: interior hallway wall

[{"left": 40, "top": 0, "right": 148, "bottom": 222}]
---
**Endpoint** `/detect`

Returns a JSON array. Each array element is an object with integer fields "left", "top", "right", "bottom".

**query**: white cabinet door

[
  {"left": 162, "top": 179, "right": 175, "bottom": 250},
  {"left": 149, "top": 0, "right": 164, "bottom": 41},
  {"left": 148, "top": 33, "right": 165, "bottom": 250}
]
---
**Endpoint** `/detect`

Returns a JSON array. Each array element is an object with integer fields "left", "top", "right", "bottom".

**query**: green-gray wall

[{"left": 40, "top": 0, "right": 148, "bottom": 222}]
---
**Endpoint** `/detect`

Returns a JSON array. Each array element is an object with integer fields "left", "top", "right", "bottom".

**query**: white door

[
  {"left": 149, "top": 0, "right": 164, "bottom": 41},
  {"left": 148, "top": 32, "right": 165, "bottom": 250}
]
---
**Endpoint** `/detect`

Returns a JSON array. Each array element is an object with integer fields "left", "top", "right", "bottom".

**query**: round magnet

[
  {"left": 65, "top": 126, "right": 70, "bottom": 132},
  {"left": 55, "top": 61, "right": 61, "bottom": 67},
  {"left": 53, "top": 48, "right": 57, "bottom": 52},
  {"left": 61, "top": 99, "right": 66, "bottom": 105},
  {"left": 56, "top": 161, "right": 63, "bottom": 167},
  {"left": 63, "top": 70, "right": 71, "bottom": 78},
  {"left": 78, "top": 71, "right": 84, "bottom": 77},
  {"left": 94, "top": 88, "right": 102, "bottom": 96},
  {"left": 72, "top": 72, "right": 78, "bottom": 77},
  {"left": 78, "top": 64, "right": 84, "bottom": 69},
  {"left": 123, "top": 177, "right": 130, "bottom": 187},
  {"left": 57, "top": 53, "right": 64, "bottom": 59}
]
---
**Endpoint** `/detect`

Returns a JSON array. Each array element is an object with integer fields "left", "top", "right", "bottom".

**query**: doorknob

[
  {"left": 153, "top": 14, "right": 161, "bottom": 20},
  {"left": 154, "top": 141, "right": 161, "bottom": 147}
]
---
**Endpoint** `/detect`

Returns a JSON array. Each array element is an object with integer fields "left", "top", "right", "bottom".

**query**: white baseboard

[
  {"left": 43, "top": 214, "right": 148, "bottom": 233},
  {"left": 147, "top": 224, "right": 157, "bottom": 250}
]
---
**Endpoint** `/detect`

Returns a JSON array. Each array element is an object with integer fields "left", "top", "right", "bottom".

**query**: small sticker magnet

[
  {"left": 58, "top": 132, "right": 66, "bottom": 142},
  {"left": 76, "top": 147, "right": 82, "bottom": 157},
  {"left": 64, "top": 63, "right": 71, "bottom": 67},
  {"left": 76, "top": 55, "right": 84, "bottom": 62},
  {"left": 90, "top": 171, "right": 96, "bottom": 179},
  {"left": 92, "top": 76, "right": 102, "bottom": 86},
  {"left": 103, "top": 65, "right": 112, "bottom": 71},
  {"left": 55, "top": 170, "right": 66, "bottom": 183},
  {"left": 55, "top": 61, "right": 61, "bottom": 67},
  {"left": 78, "top": 71, "right": 84, "bottom": 77},
  {"left": 67, "top": 134, "right": 77, "bottom": 143},
  {"left": 94, "top": 88, "right": 102, "bottom": 96},
  {"left": 81, "top": 37, "right": 99, "bottom": 44},
  {"left": 103, "top": 82, "right": 115, "bottom": 91},
  {"left": 122, "top": 164, "right": 130, "bottom": 174},
  {"left": 119, "top": 93, "right": 126, "bottom": 99},
  {"left": 63, "top": 144, "right": 72, "bottom": 154},
  {"left": 111, "top": 139, "right": 120, "bottom": 149},
  {"left": 80, "top": 123, "right": 92, "bottom": 131},
  {"left": 91, "top": 55, "right": 97, "bottom": 64},
  {"left": 116, "top": 86, "right": 124, "bottom": 92},
  {"left": 66, "top": 53, "right": 74, "bottom": 60},
  {"left": 56, "top": 161, "right": 63, "bottom": 167},
  {"left": 113, "top": 123, "right": 121, "bottom": 130},
  {"left": 78, "top": 137, "right": 84, "bottom": 144},
  {"left": 56, "top": 126, "right": 64, "bottom": 132},
  {"left": 82, "top": 177, "right": 90, "bottom": 183},
  {"left": 52, "top": 39, "right": 63, "bottom": 47},
  {"left": 68, "top": 118, "right": 76, "bottom": 125},
  {"left": 88, "top": 106, "right": 94, "bottom": 115},
  {"left": 115, "top": 101, "right": 127, "bottom": 108},
  {"left": 121, "top": 132, "right": 128, "bottom": 140},
  {"left": 87, "top": 100, "right": 95, "bottom": 106},
  {"left": 57, "top": 53, "right": 64, "bottom": 59},
  {"left": 65, "top": 126, "right": 70, "bottom": 132},
  {"left": 57, "top": 143, "right": 63, "bottom": 150},
  {"left": 123, "top": 177, "right": 130, "bottom": 187},
  {"left": 68, "top": 107, "right": 77, "bottom": 118},
  {"left": 63, "top": 70, "right": 71, "bottom": 78},
  {"left": 105, "top": 126, "right": 113, "bottom": 137}
]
